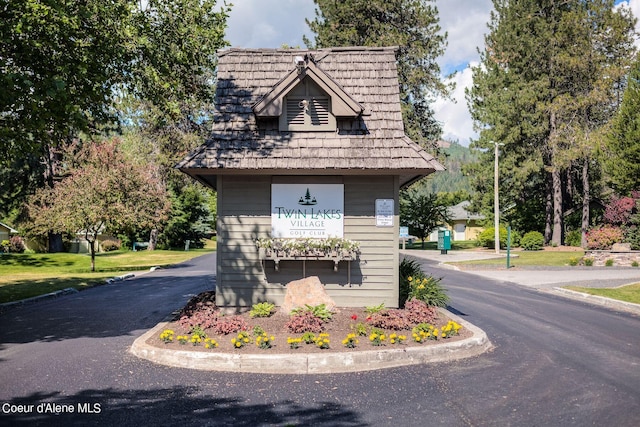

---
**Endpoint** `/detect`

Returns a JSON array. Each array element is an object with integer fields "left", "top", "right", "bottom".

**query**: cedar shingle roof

[{"left": 177, "top": 47, "right": 444, "bottom": 187}]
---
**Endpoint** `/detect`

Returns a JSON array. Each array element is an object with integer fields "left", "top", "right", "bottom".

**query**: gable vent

[
  {"left": 286, "top": 98, "right": 306, "bottom": 125},
  {"left": 281, "top": 96, "right": 335, "bottom": 131},
  {"left": 309, "top": 98, "right": 330, "bottom": 126}
]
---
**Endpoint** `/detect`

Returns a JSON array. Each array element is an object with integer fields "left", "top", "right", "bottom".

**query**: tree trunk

[
  {"left": 48, "top": 232, "right": 63, "bottom": 253},
  {"left": 89, "top": 238, "right": 96, "bottom": 272},
  {"left": 544, "top": 170, "right": 553, "bottom": 244},
  {"left": 581, "top": 158, "right": 590, "bottom": 248},
  {"left": 148, "top": 228, "right": 158, "bottom": 251},
  {"left": 552, "top": 167, "right": 563, "bottom": 246}
]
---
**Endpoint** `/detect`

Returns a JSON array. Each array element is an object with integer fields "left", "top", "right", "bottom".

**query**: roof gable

[{"left": 252, "top": 54, "right": 364, "bottom": 118}]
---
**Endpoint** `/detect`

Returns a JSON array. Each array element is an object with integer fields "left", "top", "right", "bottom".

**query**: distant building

[
  {"left": 430, "top": 201, "right": 485, "bottom": 242},
  {"left": 0, "top": 222, "right": 18, "bottom": 242}
]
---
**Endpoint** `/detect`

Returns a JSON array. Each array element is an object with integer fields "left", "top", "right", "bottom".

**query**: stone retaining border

[{"left": 129, "top": 308, "right": 493, "bottom": 374}]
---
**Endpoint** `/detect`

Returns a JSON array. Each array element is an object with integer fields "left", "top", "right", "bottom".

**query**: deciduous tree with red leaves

[{"left": 25, "top": 139, "right": 170, "bottom": 271}]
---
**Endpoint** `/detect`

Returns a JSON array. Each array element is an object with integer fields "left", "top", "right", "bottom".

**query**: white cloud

[
  {"left": 226, "top": 0, "right": 316, "bottom": 48},
  {"left": 433, "top": 65, "right": 477, "bottom": 146},
  {"left": 435, "top": 0, "right": 492, "bottom": 72}
]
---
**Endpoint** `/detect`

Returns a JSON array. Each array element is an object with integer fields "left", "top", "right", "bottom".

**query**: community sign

[{"left": 271, "top": 184, "right": 344, "bottom": 238}]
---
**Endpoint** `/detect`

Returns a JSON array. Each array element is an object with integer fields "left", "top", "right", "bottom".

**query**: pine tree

[
  {"left": 304, "top": 0, "right": 450, "bottom": 150},
  {"left": 467, "top": 0, "right": 635, "bottom": 245},
  {"left": 606, "top": 54, "right": 640, "bottom": 195}
]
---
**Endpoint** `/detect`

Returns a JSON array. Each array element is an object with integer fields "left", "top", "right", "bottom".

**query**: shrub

[
  {"left": 212, "top": 315, "right": 248, "bottom": 335},
  {"left": 605, "top": 258, "right": 614, "bottom": 267},
  {"left": 585, "top": 225, "right": 624, "bottom": 250},
  {"left": 177, "top": 291, "right": 219, "bottom": 329},
  {"left": 100, "top": 239, "right": 121, "bottom": 252},
  {"left": 367, "top": 309, "right": 412, "bottom": 330},
  {"left": 400, "top": 258, "right": 449, "bottom": 307},
  {"left": 290, "top": 304, "right": 333, "bottom": 321},
  {"left": 520, "top": 231, "right": 544, "bottom": 251},
  {"left": 399, "top": 257, "right": 422, "bottom": 306},
  {"left": 476, "top": 226, "right": 508, "bottom": 249},
  {"left": 583, "top": 257, "right": 594, "bottom": 266},
  {"left": 407, "top": 275, "right": 449, "bottom": 307},
  {"left": 249, "top": 302, "right": 275, "bottom": 318},
  {"left": 404, "top": 299, "right": 438, "bottom": 324},
  {"left": 623, "top": 225, "right": 640, "bottom": 250},
  {"left": 285, "top": 311, "right": 325, "bottom": 333},
  {"left": 565, "top": 229, "right": 582, "bottom": 248},
  {"left": 178, "top": 306, "right": 219, "bottom": 331},
  {"left": 632, "top": 261, "right": 639, "bottom": 267},
  {"left": 9, "top": 236, "right": 25, "bottom": 253},
  {"left": 0, "top": 240, "right": 9, "bottom": 253},
  {"left": 568, "top": 257, "right": 580, "bottom": 266}
]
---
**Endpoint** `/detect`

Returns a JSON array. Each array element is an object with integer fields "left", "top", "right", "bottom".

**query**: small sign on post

[{"left": 400, "top": 226, "right": 409, "bottom": 249}]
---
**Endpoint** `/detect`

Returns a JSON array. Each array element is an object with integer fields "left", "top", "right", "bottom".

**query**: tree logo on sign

[{"left": 298, "top": 188, "right": 317, "bottom": 205}]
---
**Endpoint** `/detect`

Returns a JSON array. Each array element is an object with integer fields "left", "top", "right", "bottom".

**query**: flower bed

[{"left": 147, "top": 292, "right": 470, "bottom": 355}]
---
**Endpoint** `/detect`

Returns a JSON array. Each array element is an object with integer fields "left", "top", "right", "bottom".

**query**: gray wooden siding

[{"left": 216, "top": 175, "right": 399, "bottom": 308}]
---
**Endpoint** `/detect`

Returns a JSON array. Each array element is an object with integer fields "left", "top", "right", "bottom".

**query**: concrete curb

[
  {"left": 129, "top": 308, "right": 493, "bottom": 374},
  {"left": 0, "top": 287, "right": 79, "bottom": 313},
  {"left": 550, "top": 287, "right": 640, "bottom": 316}
]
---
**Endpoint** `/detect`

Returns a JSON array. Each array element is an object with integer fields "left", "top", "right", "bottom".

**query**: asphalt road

[{"left": 1, "top": 253, "right": 639, "bottom": 426}]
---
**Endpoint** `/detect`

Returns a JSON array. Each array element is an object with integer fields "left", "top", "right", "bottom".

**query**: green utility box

[{"left": 437, "top": 229, "right": 451, "bottom": 254}]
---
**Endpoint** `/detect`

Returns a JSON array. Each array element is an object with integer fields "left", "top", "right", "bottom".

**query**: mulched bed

[{"left": 146, "top": 291, "right": 471, "bottom": 354}]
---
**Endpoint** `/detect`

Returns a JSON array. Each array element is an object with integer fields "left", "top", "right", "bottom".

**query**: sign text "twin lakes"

[{"left": 274, "top": 207, "right": 342, "bottom": 220}]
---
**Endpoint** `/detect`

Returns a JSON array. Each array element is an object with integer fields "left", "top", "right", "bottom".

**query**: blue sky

[{"left": 225, "top": 0, "right": 640, "bottom": 146}]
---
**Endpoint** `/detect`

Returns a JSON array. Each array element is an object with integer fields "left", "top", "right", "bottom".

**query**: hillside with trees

[{"left": 418, "top": 141, "right": 477, "bottom": 195}]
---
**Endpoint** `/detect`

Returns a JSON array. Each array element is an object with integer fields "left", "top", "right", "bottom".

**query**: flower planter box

[{"left": 259, "top": 248, "right": 356, "bottom": 272}]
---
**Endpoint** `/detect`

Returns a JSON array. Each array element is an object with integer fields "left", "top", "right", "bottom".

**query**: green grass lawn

[
  {"left": 401, "top": 240, "right": 479, "bottom": 250},
  {"left": 452, "top": 250, "right": 586, "bottom": 267},
  {"left": 565, "top": 283, "right": 640, "bottom": 305},
  {"left": 0, "top": 240, "right": 216, "bottom": 304}
]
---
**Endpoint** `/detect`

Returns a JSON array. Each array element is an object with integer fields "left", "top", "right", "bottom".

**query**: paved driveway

[{"left": 1, "top": 252, "right": 639, "bottom": 426}]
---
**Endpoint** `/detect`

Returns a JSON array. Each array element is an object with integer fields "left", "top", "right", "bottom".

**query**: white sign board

[
  {"left": 271, "top": 184, "right": 344, "bottom": 238},
  {"left": 375, "top": 199, "right": 394, "bottom": 227},
  {"left": 399, "top": 226, "right": 409, "bottom": 238}
]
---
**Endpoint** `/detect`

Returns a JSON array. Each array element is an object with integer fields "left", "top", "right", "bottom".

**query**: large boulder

[
  {"left": 279, "top": 276, "right": 336, "bottom": 314},
  {"left": 611, "top": 243, "right": 632, "bottom": 252}
]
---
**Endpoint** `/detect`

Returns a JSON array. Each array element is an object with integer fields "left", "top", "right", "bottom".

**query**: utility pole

[{"left": 491, "top": 141, "right": 504, "bottom": 255}]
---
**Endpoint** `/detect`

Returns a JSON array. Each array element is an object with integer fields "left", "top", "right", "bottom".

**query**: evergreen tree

[
  {"left": 304, "top": 0, "right": 450, "bottom": 149},
  {"left": 467, "top": 0, "right": 635, "bottom": 245},
  {"left": 606, "top": 54, "right": 640, "bottom": 195}
]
